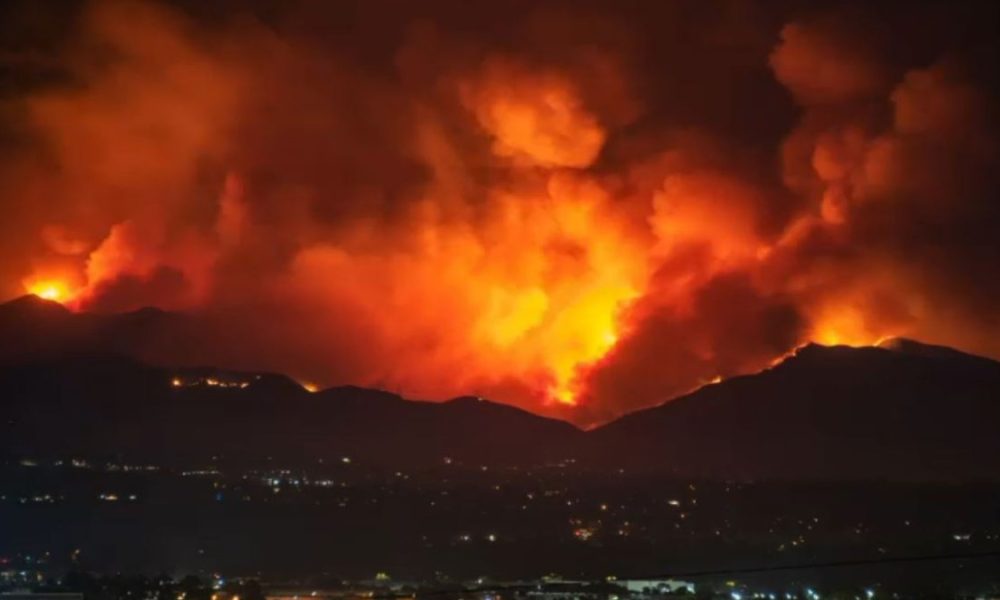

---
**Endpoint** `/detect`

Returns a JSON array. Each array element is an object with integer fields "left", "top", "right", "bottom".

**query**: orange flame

[
  {"left": 24, "top": 278, "right": 80, "bottom": 305},
  {"left": 7, "top": 0, "right": 997, "bottom": 424}
]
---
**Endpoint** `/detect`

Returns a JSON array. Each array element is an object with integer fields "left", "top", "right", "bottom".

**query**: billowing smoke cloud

[{"left": 1, "top": 0, "right": 997, "bottom": 425}]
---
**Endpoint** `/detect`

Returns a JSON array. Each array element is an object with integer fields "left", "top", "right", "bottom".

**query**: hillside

[{"left": 588, "top": 341, "right": 1000, "bottom": 480}]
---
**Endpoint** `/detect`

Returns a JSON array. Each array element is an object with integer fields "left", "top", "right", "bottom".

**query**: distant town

[
  {"left": 3, "top": 455, "right": 999, "bottom": 598},
  {"left": 0, "top": 563, "right": 934, "bottom": 600}
]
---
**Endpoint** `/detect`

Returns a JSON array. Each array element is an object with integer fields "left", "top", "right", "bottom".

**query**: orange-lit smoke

[{"left": 2, "top": 0, "right": 998, "bottom": 424}]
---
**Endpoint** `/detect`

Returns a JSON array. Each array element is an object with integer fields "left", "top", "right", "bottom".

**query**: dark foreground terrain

[{"left": 2, "top": 457, "right": 999, "bottom": 595}]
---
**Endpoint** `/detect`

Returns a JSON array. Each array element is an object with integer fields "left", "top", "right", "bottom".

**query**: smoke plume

[{"left": 1, "top": 0, "right": 997, "bottom": 424}]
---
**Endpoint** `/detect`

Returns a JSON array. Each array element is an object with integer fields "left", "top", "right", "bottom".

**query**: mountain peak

[
  {"left": 769, "top": 340, "right": 881, "bottom": 368},
  {"left": 1, "top": 293, "right": 73, "bottom": 316},
  {"left": 590, "top": 335, "right": 1000, "bottom": 480}
]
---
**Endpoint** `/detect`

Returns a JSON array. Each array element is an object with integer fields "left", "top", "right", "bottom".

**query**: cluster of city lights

[{"left": 171, "top": 377, "right": 250, "bottom": 389}]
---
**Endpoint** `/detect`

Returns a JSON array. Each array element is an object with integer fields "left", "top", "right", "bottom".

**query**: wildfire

[
  {"left": 546, "top": 327, "right": 625, "bottom": 405},
  {"left": 809, "top": 305, "right": 899, "bottom": 348},
  {"left": 25, "top": 278, "right": 77, "bottom": 304},
  {"left": 3, "top": 0, "right": 995, "bottom": 424}
]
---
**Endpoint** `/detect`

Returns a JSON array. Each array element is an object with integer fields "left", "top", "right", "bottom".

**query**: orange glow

[
  {"left": 545, "top": 326, "right": 625, "bottom": 406},
  {"left": 4, "top": 0, "right": 997, "bottom": 425},
  {"left": 461, "top": 58, "right": 606, "bottom": 168},
  {"left": 809, "top": 306, "right": 892, "bottom": 347},
  {"left": 25, "top": 278, "right": 77, "bottom": 304},
  {"left": 286, "top": 171, "right": 647, "bottom": 408}
]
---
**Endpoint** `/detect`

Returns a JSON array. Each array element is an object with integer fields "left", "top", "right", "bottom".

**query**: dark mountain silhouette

[
  {"left": 0, "top": 295, "right": 196, "bottom": 364},
  {"left": 587, "top": 340, "right": 1000, "bottom": 481},
  {"left": 0, "top": 295, "right": 582, "bottom": 466},
  {"left": 2, "top": 295, "right": 1000, "bottom": 479},
  {"left": 0, "top": 355, "right": 580, "bottom": 468}
]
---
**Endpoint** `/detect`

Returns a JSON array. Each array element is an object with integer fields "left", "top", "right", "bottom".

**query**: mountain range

[{"left": 2, "top": 294, "right": 999, "bottom": 481}]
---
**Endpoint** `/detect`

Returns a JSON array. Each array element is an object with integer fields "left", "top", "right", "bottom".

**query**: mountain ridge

[
  {"left": 588, "top": 338, "right": 1000, "bottom": 480},
  {"left": 2, "top": 295, "right": 999, "bottom": 480}
]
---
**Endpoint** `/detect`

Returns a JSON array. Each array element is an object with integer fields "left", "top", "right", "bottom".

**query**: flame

[
  {"left": 546, "top": 328, "right": 624, "bottom": 405},
  {"left": 5, "top": 0, "right": 997, "bottom": 423},
  {"left": 809, "top": 305, "right": 897, "bottom": 348},
  {"left": 283, "top": 170, "right": 646, "bottom": 408},
  {"left": 25, "top": 278, "right": 78, "bottom": 305}
]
